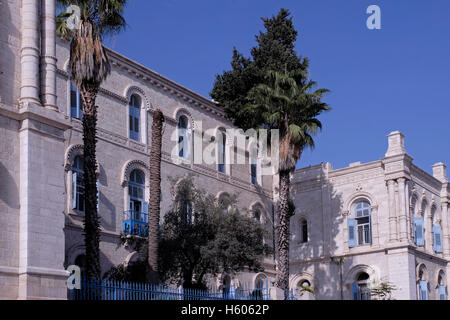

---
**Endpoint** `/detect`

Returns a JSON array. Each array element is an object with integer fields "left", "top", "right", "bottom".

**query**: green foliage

[
  {"left": 370, "top": 282, "right": 397, "bottom": 300},
  {"left": 56, "top": 0, "right": 127, "bottom": 38},
  {"left": 211, "top": 8, "right": 309, "bottom": 129},
  {"left": 103, "top": 259, "right": 148, "bottom": 283},
  {"left": 159, "top": 176, "right": 272, "bottom": 288}
]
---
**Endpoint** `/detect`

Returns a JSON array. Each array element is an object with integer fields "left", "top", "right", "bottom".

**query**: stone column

[
  {"left": 20, "top": 0, "right": 41, "bottom": 106},
  {"left": 387, "top": 180, "right": 398, "bottom": 242},
  {"left": 41, "top": 0, "right": 58, "bottom": 110},
  {"left": 404, "top": 181, "right": 412, "bottom": 242},
  {"left": 397, "top": 178, "right": 408, "bottom": 241}
]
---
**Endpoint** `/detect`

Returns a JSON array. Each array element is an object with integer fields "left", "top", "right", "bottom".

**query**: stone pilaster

[
  {"left": 387, "top": 179, "right": 398, "bottom": 242},
  {"left": 18, "top": 106, "right": 70, "bottom": 299},
  {"left": 397, "top": 178, "right": 408, "bottom": 241}
]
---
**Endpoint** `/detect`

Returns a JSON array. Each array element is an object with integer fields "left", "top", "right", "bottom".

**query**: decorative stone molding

[
  {"left": 64, "top": 144, "right": 100, "bottom": 176},
  {"left": 416, "top": 263, "right": 428, "bottom": 282},
  {"left": 123, "top": 85, "right": 152, "bottom": 110},
  {"left": 343, "top": 264, "right": 380, "bottom": 286},
  {"left": 343, "top": 191, "right": 379, "bottom": 213},
  {"left": 289, "top": 272, "right": 316, "bottom": 290},
  {"left": 106, "top": 49, "right": 227, "bottom": 121},
  {"left": 121, "top": 159, "right": 149, "bottom": 187}
]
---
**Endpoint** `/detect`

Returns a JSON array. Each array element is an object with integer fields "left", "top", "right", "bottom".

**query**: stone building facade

[{"left": 0, "top": 0, "right": 448, "bottom": 300}]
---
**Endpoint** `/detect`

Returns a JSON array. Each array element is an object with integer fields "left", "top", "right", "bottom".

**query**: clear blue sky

[{"left": 104, "top": 0, "right": 450, "bottom": 174}]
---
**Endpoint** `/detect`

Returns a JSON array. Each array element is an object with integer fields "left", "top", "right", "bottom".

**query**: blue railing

[
  {"left": 68, "top": 278, "right": 271, "bottom": 300},
  {"left": 123, "top": 210, "right": 148, "bottom": 237}
]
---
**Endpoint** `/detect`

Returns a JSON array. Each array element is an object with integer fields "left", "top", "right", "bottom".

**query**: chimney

[
  {"left": 432, "top": 163, "right": 447, "bottom": 182},
  {"left": 385, "top": 131, "right": 406, "bottom": 157}
]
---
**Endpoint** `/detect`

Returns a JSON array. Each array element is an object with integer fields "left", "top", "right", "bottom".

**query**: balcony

[{"left": 123, "top": 210, "right": 148, "bottom": 237}]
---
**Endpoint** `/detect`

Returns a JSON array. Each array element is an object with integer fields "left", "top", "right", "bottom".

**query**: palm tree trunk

[
  {"left": 276, "top": 169, "right": 292, "bottom": 299},
  {"left": 148, "top": 109, "right": 165, "bottom": 283},
  {"left": 80, "top": 83, "right": 101, "bottom": 280}
]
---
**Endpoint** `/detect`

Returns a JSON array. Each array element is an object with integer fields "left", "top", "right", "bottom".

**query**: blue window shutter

[
  {"left": 439, "top": 285, "right": 447, "bottom": 300},
  {"left": 184, "top": 128, "right": 191, "bottom": 159},
  {"left": 72, "top": 172, "right": 77, "bottom": 209},
  {"left": 433, "top": 225, "right": 443, "bottom": 253},
  {"left": 96, "top": 180, "right": 100, "bottom": 214},
  {"left": 419, "top": 281, "right": 428, "bottom": 300},
  {"left": 178, "top": 134, "right": 184, "bottom": 157},
  {"left": 143, "top": 201, "right": 149, "bottom": 223},
  {"left": 414, "top": 217, "right": 424, "bottom": 246},
  {"left": 348, "top": 218, "right": 357, "bottom": 247},
  {"left": 352, "top": 283, "right": 358, "bottom": 300}
]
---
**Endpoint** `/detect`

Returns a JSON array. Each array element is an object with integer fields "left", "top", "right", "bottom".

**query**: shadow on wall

[
  {"left": 288, "top": 167, "right": 353, "bottom": 300},
  {"left": 0, "top": 162, "right": 19, "bottom": 209},
  {"left": 97, "top": 163, "right": 117, "bottom": 232}
]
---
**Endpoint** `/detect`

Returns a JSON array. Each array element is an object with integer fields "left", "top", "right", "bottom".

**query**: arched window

[
  {"left": 254, "top": 274, "right": 267, "bottom": 299},
  {"left": 70, "top": 80, "right": 83, "bottom": 119},
  {"left": 348, "top": 201, "right": 371, "bottom": 247},
  {"left": 431, "top": 206, "right": 443, "bottom": 253},
  {"left": 178, "top": 115, "right": 191, "bottom": 159},
  {"left": 300, "top": 219, "right": 308, "bottom": 243},
  {"left": 253, "top": 209, "right": 261, "bottom": 223},
  {"left": 72, "top": 156, "right": 85, "bottom": 212},
  {"left": 218, "top": 130, "right": 226, "bottom": 173},
  {"left": 298, "top": 280, "right": 311, "bottom": 290},
  {"left": 438, "top": 271, "right": 447, "bottom": 300},
  {"left": 218, "top": 193, "right": 231, "bottom": 215},
  {"left": 352, "top": 272, "right": 371, "bottom": 300},
  {"left": 124, "top": 169, "right": 148, "bottom": 236},
  {"left": 414, "top": 200, "right": 425, "bottom": 247},
  {"left": 129, "top": 94, "right": 141, "bottom": 141},
  {"left": 417, "top": 265, "right": 428, "bottom": 300}
]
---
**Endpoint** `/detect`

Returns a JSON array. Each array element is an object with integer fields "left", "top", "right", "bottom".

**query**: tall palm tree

[
  {"left": 56, "top": 0, "right": 127, "bottom": 279},
  {"left": 242, "top": 69, "right": 329, "bottom": 299},
  {"left": 148, "top": 109, "right": 165, "bottom": 283}
]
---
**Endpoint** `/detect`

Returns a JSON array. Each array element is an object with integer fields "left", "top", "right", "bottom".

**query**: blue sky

[{"left": 104, "top": 0, "right": 450, "bottom": 174}]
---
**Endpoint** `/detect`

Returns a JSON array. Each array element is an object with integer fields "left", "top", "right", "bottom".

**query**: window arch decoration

[
  {"left": 416, "top": 263, "right": 429, "bottom": 300},
  {"left": 124, "top": 85, "right": 152, "bottom": 111},
  {"left": 124, "top": 86, "right": 151, "bottom": 144},
  {"left": 436, "top": 270, "right": 447, "bottom": 300},
  {"left": 249, "top": 201, "right": 267, "bottom": 224},
  {"left": 344, "top": 264, "right": 379, "bottom": 300},
  {"left": 343, "top": 192, "right": 378, "bottom": 248},
  {"left": 216, "top": 191, "right": 232, "bottom": 214},
  {"left": 212, "top": 126, "right": 230, "bottom": 175},
  {"left": 121, "top": 160, "right": 150, "bottom": 237},
  {"left": 253, "top": 273, "right": 269, "bottom": 292},
  {"left": 121, "top": 159, "right": 150, "bottom": 187},
  {"left": 64, "top": 144, "right": 100, "bottom": 214}
]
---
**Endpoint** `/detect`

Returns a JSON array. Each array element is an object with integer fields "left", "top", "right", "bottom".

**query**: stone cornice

[
  {"left": 105, "top": 48, "right": 232, "bottom": 124},
  {"left": 0, "top": 101, "right": 71, "bottom": 131},
  {"left": 328, "top": 160, "right": 383, "bottom": 178},
  {"left": 410, "top": 163, "right": 442, "bottom": 193}
]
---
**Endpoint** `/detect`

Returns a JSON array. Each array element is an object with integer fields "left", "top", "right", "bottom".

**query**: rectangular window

[{"left": 251, "top": 163, "right": 257, "bottom": 184}]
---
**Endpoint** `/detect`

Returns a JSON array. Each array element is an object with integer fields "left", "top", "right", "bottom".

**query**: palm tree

[
  {"left": 242, "top": 69, "right": 329, "bottom": 299},
  {"left": 56, "top": 0, "right": 127, "bottom": 279},
  {"left": 148, "top": 109, "right": 165, "bottom": 283}
]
